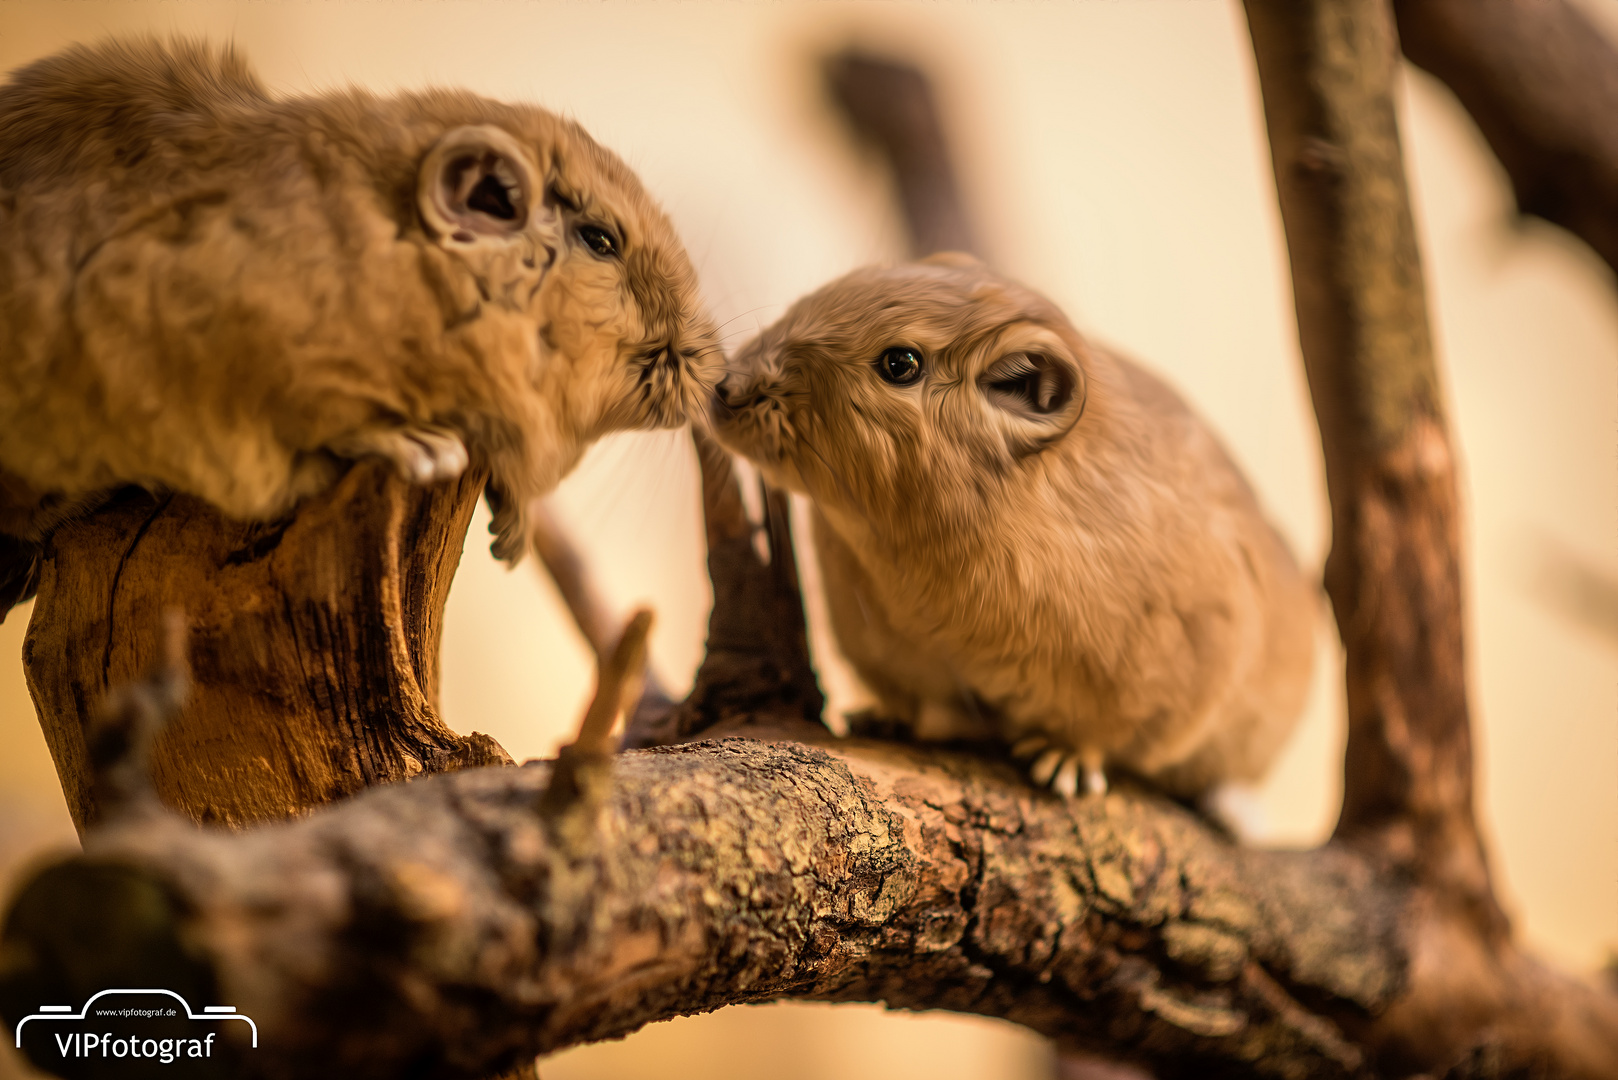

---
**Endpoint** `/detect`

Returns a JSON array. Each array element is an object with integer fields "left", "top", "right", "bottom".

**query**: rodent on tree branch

[
  {"left": 713, "top": 254, "right": 1316, "bottom": 802},
  {"left": 0, "top": 38, "right": 721, "bottom": 617}
]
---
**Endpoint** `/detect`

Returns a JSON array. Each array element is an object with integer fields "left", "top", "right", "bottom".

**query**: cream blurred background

[{"left": 1, "top": 2, "right": 1614, "bottom": 1077}]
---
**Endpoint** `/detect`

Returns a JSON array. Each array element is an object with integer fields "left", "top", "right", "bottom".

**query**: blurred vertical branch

[
  {"left": 826, "top": 51, "right": 979, "bottom": 258},
  {"left": 528, "top": 502, "right": 678, "bottom": 742},
  {"left": 1246, "top": 0, "right": 1618, "bottom": 1074}
]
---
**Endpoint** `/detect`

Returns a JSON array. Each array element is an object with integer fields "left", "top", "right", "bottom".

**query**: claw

[
  {"left": 1081, "top": 748, "right": 1107, "bottom": 796},
  {"left": 334, "top": 424, "right": 469, "bottom": 485},
  {"left": 1011, "top": 735, "right": 1048, "bottom": 760},
  {"left": 1029, "top": 747, "right": 1064, "bottom": 786},
  {"left": 1052, "top": 755, "right": 1080, "bottom": 798}
]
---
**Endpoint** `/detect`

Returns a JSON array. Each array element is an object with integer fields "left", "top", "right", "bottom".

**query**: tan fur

[
  {"left": 712, "top": 257, "right": 1315, "bottom": 799},
  {"left": 0, "top": 39, "right": 719, "bottom": 565}
]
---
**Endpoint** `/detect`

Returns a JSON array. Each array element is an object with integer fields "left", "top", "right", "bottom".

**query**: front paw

[
  {"left": 1011, "top": 736, "right": 1107, "bottom": 799},
  {"left": 335, "top": 424, "right": 469, "bottom": 484}
]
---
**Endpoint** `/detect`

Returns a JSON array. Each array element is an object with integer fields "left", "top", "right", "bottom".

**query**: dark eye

[
  {"left": 578, "top": 224, "right": 619, "bottom": 258},
  {"left": 876, "top": 347, "right": 923, "bottom": 385}
]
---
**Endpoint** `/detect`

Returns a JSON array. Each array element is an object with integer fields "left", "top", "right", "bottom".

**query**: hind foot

[
  {"left": 1011, "top": 737, "right": 1106, "bottom": 798},
  {"left": 335, "top": 424, "right": 469, "bottom": 484}
]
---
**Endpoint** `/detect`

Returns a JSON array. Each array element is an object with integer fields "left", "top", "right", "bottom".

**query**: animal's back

[
  {"left": 1102, "top": 351, "right": 1317, "bottom": 792},
  {"left": 0, "top": 41, "right": 378, "bottom": 518},
  {"left": 0, "top": 38, "right": 270, "bottom": 186}
]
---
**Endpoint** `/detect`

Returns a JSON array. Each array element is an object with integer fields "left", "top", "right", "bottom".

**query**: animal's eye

[
  {"left": 578, "top": 224, "right": 619, "bottom": 258},
  {"left": 876, "top": 347, "right": 923, "bottom": 385}
]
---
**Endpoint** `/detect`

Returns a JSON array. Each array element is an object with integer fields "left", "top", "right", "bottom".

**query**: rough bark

[
  {"left": 1241, "top": 1, "right": 1618, "bottom": 1073},
  {"left": 6, "top": 650, "right": 1618, "bottom": 1080},
  {"left": 20, "top": 460, "right": 512, "bottom": 832},
  {"left": 1393, "top": 0, "right": 1618, "bottom": 278},
  {"left": 2, "top": 660, "right": 1410, "bottom": 1080}
]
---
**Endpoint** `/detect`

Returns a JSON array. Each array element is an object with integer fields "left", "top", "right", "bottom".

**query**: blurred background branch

[{"left": 1393, "top": 0, "right": 1618, "bottom": 278}]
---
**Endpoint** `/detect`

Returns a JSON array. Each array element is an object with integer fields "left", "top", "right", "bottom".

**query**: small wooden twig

[
  {"left": 527, "top": 501, "right": 621, "bottom": 667},
  {"left": 540, "top": 608, "right": 654, "bottom": 845},
  {"left": 569, "top": 609, "right": 654, "bottom": 760}
]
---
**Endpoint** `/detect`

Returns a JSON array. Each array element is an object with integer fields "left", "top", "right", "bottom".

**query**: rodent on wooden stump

[
  {"left": 712, "top": 254, "right": 1316, "bottom": 801},
  {"left": 0, "top": 39, "right": 719, "bottom": 615}
]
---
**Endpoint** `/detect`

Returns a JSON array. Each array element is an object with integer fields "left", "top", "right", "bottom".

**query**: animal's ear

[
  {"left": 919, "top": 251, "right": 983, "bottom": 271},
  {"left": 418, "top": 125, "right": 538, "bottom": 242},
  {"left": 976, "top": 326, "right": 1087, "bottom": 455}
]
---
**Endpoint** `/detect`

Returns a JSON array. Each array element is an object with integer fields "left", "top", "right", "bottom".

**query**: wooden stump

[{"left": 22, "top": 460, "right": 512, "bottom": 832}]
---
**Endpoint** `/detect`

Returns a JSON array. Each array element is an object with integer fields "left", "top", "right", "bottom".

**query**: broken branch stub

[{"left": 22, "top": 460, "right": 513, "bottom": 832}]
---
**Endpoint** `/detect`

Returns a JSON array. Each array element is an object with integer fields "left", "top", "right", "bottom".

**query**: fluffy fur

[
  {"left": 0, "top": 38, "right": 719, "bottom": 611},
  {"left": 713, "top": 255, "right": 1315, "bottom": 799}
]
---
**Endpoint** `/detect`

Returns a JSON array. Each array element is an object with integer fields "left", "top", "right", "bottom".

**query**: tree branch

[
  {"left": 1239, "top": 3, "right": 1618, "bottom": 1072},
  {"left": 5, "top": 677, "right": 1410, "bottom": 1079},
  {"left": 629, "top": 427, "right": 824, "bottom": 747}
]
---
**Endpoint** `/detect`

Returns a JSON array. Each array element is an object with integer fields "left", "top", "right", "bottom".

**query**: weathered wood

[
  {"left": 1394, "top": 0, "right": 1618, "bottom": 278},
  {"left": 1237, "top": 3, "right": 1618, "bottom": 1074},
  {"left": 21, "top": 459, "right": 511, "bottom": 832},
  {"left": 7, "top": 648, "right": 1618, "bottom": 1080}
]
